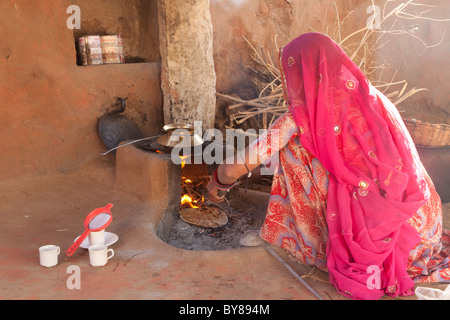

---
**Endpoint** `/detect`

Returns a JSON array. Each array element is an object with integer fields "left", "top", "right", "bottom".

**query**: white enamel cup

[
  {"left": 88, "top": 245, "right": 114, "bottom": 267},
  {"left": 89, "top": 229, "right": 106, "bottom": 246},
  {"left": 39, "top": 245, "right": 61, "bottom": 268}
]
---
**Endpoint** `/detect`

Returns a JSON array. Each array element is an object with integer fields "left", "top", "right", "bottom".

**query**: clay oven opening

[
  {"left": 128, "top": 134, "right": 270, "bottom": 251},
  {"left": 169, "top": 148, "right": 269, "bottom": 251}
]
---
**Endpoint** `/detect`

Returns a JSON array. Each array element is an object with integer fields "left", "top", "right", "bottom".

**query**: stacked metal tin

[{"left": 77, "top": 35, "right": 125, "bottom": 66}]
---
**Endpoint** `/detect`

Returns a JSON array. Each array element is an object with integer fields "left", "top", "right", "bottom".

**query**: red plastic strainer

[{"left": 66, "top": 204, "right": 113, "bottom": 257}]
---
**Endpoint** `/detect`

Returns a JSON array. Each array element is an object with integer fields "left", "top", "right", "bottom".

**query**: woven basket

[{"left": 404, "top": 118, "right": 450, "bottom": 147}]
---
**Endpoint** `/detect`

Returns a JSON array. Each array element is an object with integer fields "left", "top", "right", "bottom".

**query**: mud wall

[
  {"left": 0, "top": 0, "right": 163, "bottom": 182},
  {"left": 374, "top": 0, "right": 450, "bottom": 123}
]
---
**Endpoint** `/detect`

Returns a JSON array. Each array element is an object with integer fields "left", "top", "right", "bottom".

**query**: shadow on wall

[{"left": 417, "top": 147, "right": 450, "bottom": 203}]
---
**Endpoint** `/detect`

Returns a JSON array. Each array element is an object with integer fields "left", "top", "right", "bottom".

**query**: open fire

[
  {"left": 180, "top": 155, "right": 206, "bottom": 210},
  {"left": 180, "top": 183, "right": 203, "bottom": 209},
  {"left": 177, "top": 155, "right": 230, "bottom": 230}
]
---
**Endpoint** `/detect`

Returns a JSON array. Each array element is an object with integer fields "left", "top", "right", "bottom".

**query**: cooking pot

[
  {"left": 157, "top": 124, "right": 204, "bottom": 148},
  {"left": 98, "top": 97, "right": 144, "bottom": 154}
]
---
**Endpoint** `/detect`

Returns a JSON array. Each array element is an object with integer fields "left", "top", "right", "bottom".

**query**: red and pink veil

[{"left": 279, "top": 33, "right": 430, "bottom": 299}]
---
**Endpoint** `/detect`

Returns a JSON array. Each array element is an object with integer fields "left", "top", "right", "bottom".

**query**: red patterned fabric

[{"left": 251, "top": 33, "right": 449, "bottom": 300}]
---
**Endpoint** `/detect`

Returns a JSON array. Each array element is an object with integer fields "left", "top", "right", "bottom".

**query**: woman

[{"left": 208, "top": 33, "right": 449, "bottom": 300}]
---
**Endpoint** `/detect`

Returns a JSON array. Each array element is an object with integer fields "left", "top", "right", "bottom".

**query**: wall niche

[{"left": 72, "top": 0, "right": 160, "bottom": 65}]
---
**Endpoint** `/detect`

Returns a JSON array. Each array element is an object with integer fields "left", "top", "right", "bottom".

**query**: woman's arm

[
  {"left": 219, "top": 146, "right": 261, "bottom": 184},
  {"left": 207, "top": 146, "right": 260, "bottom": 203},
  {"left": 207, "top": 111, "right": 298, "bottom": 203}
]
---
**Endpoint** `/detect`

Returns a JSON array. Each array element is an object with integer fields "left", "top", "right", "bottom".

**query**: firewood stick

[{"left": 217, "top": 93, "right": 268, "bottom": 109}]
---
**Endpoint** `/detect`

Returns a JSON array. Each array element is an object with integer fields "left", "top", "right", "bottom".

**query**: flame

[
  {"left": 181, "top": 194, "right": 199, "bottom": 209},
  {"left": 180, "top": 155, "right": 202, "bottom": 209},
  {"left": 179, "top": 155, "right": 191, "bottom": 170}
]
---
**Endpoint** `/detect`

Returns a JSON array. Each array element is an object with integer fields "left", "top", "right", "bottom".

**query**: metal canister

[
  {"left": 80, "top": 35, "right": 103, "bottom": 65},
  {"left": 101, "top": 35, "right": 121, "bottom": 64},
  {"left": 77, "top": 37, "right": 88, "bottom": 66},
  {"left": 117, "top": 35, "right": 125, "bottom": 64}
]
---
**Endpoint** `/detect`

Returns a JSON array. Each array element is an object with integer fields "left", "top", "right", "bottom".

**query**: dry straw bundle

[
  {"left": 216, "top": 34, "right": 286, "bottom": 130},
  {"left": 217, "top": 35, "right": 285, "bottom": 130}
]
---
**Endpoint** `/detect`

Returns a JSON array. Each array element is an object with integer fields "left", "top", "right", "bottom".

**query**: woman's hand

[
  {"left": 206, "top": 147, "right": 261, "bottom": 203},
  {"left": 206, "top": 179, "right": 225, "bottom": 203}
]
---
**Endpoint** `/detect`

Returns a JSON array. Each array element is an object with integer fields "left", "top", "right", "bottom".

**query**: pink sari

[{"left": 277, "top": 33, "right": 431, "bottom": 299}]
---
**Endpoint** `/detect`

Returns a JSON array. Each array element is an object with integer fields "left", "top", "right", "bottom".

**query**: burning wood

[
  {"left": 181, "top": 176, "right": 206, "bottom": 209},
  {"left": 181, "top": 193, "right": 203, "bottom": 209},
  {"left": 179, "top": 177, "right": 229, "bottom": 229},
  {"left": 178, "top": 156, "right": 230, "bottom": 228},
  {"left": 179, "top": 154, "right": 205, "bottom": 209}
]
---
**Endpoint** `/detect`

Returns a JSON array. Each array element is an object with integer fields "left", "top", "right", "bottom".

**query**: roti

[{"left": 179, "top": 206, "right": 228, "bottom": 228}]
